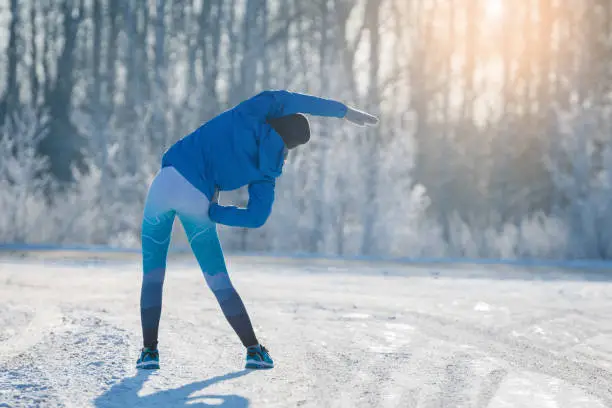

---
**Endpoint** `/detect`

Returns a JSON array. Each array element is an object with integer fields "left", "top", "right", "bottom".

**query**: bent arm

[{"left": 208, "top": 181, "right": 275, "bottom": 228}]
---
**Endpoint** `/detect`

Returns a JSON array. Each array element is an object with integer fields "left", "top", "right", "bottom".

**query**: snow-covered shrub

[
  {"left": 445, "top": 211, "right": 568, "bottom": 260},
  {"left": 374, "top": 124, "right": 445, "bottom": 258},
  {"left": 0, "top": 109, "right": 56, "bottom": 243},
  {"left": 514, "top": 213, "right": 568, "bottom": 259}
]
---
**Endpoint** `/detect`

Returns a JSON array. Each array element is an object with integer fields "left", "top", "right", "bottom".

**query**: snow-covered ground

[{"left": 1, "top": 253, "right": 611, "bottom": 407}]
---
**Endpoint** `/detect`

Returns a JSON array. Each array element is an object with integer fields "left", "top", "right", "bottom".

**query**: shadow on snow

[{"left": 94, "top": 369, "right": 252, "bottom": 408}]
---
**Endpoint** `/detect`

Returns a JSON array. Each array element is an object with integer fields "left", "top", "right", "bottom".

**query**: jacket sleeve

[
  {"left": 208, "top": 180, "right": 275, "bottom": 228},
  {"left": 237, "top": 90, "right": 348, "bottom": 121}
]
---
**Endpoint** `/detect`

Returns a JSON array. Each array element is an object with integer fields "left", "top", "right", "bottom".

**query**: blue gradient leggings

[{"left": 140, "top": 167, "right": 258, "bottom": 349}]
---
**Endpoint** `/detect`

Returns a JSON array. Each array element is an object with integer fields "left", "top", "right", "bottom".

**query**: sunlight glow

[{"left": 485, "top": 0, "right": 504, "bottom": 20}]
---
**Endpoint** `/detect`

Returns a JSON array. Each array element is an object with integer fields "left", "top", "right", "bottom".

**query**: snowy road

[{"left": 1, "top": 254, "right": 611, "bottom": 407}]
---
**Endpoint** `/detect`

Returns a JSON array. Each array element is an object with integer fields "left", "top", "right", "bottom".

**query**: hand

[{"left": 344, "top": 106, "right": 379, "bottom": 127}]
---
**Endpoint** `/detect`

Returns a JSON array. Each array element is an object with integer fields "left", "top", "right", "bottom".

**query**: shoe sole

[
  {"left": 245, "top": 361, "right": 274, "bottom": 369},
  {"left": 137, "top": 362, "right": 160, "bottom": 370}
]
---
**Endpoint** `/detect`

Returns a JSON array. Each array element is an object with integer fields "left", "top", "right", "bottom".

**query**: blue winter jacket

[{"left": 161, "top": 90, "right": 348, "bottom": 228}]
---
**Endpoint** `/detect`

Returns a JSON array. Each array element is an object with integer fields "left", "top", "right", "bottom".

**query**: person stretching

[{"left": 137, "top": 90, "right": 378, "bottom": 370}]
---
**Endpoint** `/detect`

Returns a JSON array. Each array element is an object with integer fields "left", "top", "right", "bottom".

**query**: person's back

[
  {"left": 162, "top": 91, "right": 348, "bottom": 196},
  {"left": 137, "top": 90, "right": 377, "bottom": 370},
  {"left": 162, "top": 108, "right": 249, "bottom": 200}
]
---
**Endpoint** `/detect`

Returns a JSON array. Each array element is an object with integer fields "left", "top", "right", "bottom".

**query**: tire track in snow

[
  {"left": 400, "top": 310, "right": 612, "bottom": 406},
  {"left": 273, "top": 302, "right": 504, "bottom": 408},
  {"left": 286, "top": 304, "right": 416, "bottom": 408},
  {"left": 475, "top": 368, "right": 508, "bottom": 408}
]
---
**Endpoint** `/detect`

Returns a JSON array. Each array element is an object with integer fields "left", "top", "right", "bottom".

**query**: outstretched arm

[
  {"left": 237, "top": 90, "right": 378, "bottom": 125},
  {"left": 208, "top": 181, "right": 275, "bottom": 228}
]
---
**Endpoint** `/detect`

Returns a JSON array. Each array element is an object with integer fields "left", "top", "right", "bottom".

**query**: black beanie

[{"left": 267, "top": 114, "right": 310, "bottom": 149}]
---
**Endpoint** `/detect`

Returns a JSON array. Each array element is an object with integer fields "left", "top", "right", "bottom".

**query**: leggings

[{"left": 140, "top": 166, "right": 258, "bottom": 349}]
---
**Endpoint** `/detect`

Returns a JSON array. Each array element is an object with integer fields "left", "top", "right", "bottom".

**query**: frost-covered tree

[{"left": 546, "top": 103, "right": 612, "bottom": 259}]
